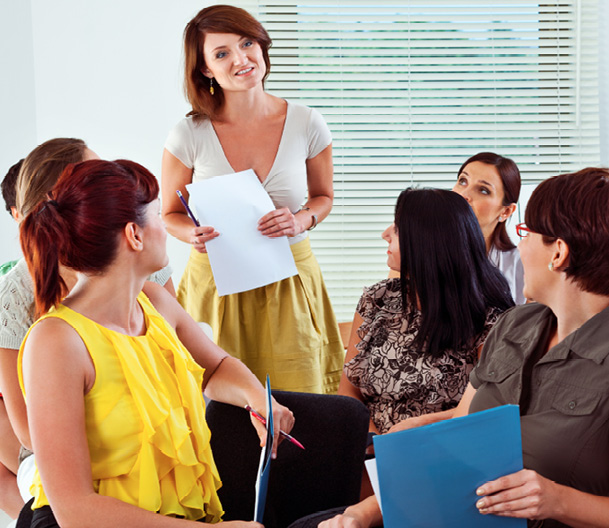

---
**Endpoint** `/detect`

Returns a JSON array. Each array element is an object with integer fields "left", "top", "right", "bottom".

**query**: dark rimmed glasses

[{"left": 515, "top": 223, "right": 535, "bottom": 238}]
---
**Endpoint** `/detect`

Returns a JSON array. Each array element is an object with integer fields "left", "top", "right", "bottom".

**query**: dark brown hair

[
  {"left": 525, "top": 167, "right": 609, "bottom": 296},
  {"left": 2, "top": 159, "right": 23, "bottom": 215},
  {"left": 20, "top": 159, "right": 159, "bottom": 316},
  {"left": 458, "top": 152, "right": 521, "bottom": 251},
  {"left": 16, "top": 138, "right": 88, "bottom": 218},
  {"left": 183, "top": 4, "right": 272, "bottom": 121}
]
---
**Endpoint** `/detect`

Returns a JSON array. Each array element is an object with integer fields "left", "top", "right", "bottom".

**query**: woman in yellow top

[{"left": 18, "top": 158, "right": 293, "bottom": 527}]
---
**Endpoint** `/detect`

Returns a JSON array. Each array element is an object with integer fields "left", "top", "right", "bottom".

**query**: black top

[{"left": 470, "top": 302, "right": 609, "bottom": 528}]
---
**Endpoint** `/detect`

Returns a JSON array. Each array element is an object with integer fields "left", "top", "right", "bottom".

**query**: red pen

[{"left": 245, "top": 405, "right": 305, "bottom": 450}]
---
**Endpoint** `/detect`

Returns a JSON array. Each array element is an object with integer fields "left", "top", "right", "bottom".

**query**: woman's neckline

[
  {"left": 59, "top": 294, "right": 150, "bottom": 338},
  {"left": 208, "top": 99, "right": 289, "bottom": 184}
]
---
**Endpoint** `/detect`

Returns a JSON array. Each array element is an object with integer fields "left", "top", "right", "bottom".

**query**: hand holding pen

[
  {"left": 176, "top": 190, "right": 199, "bottom": 226},
  {"left": 176, "top": 190, "right": 219, "bottom": 253},
  {"left": 246, "top": 405, "right": 305, "bottom": 450}
]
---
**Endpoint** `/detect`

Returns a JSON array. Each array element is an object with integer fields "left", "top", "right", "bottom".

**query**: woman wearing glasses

[
  {"left": 452, "top": 152, "right": 525, "bottom": 304},
  {"left": 320, "top": 168, "right": 609, "bottom": 528}
]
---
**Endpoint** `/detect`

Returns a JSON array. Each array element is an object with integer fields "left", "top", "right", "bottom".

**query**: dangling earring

[
  {"left": 209, "top": 78, "right": 215, "bottom": 96},
  {"left": 548, "top": 262, "right": 554, "bottom": 271}
]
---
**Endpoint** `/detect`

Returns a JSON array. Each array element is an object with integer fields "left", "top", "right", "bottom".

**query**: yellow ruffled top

[{"left": 18, "top": 292, "right": 224, "bottom": 521}]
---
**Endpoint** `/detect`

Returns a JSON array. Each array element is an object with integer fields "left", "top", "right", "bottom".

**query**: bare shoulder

[
  {"left": 26, "top": 316, "right": 84, "bottom": 349},
  {"left": 22, "top": 316, "right": 93, "bottom": 390}
]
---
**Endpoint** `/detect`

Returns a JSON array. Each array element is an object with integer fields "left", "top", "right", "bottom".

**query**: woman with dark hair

[
  {"left": 2, "top": 158, "right": 22, "bottom": 221},
  {"left": 18, "top": 158, "right": 293, "bottom": 527},
  {"left": 162, "top": 4, "right": 343, "bottom": 394},
  {"left": 322, "top": 168, "right": 609, "bottom": 527},
  {"left": 338, "top": 188, "right": 514, "bottom": 436},
  {"left": 453, "top": 152, "right": 525, "bottom": 304},
  {"left": 287, "top": 189, "right": 513, "bottom": 528}
]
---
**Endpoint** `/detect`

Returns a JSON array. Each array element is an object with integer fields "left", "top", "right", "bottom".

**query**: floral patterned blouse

[{"left": 344, "top": 278, "right": 504, "bottom": 434}]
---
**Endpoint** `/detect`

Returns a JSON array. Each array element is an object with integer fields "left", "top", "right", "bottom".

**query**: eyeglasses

[{"left": 515, "top": 223, "right": 535, "bottom": 238}]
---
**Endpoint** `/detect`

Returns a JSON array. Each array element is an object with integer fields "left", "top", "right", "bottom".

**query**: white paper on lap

[
  {"left": 186, "top": 169, "right": 298, "bottom": 296},
  {"left": 365, "top": 458, "right": 383, "bottom": 514}
]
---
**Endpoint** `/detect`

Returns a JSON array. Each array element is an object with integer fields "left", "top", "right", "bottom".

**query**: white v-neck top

[{"left": 165, "top": 101, "right": 332, "bottom": 244}]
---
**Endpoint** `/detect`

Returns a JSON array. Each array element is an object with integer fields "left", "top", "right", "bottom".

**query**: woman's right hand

[{"left": 190, "top": 225, "right": 219, "bottom": 253}]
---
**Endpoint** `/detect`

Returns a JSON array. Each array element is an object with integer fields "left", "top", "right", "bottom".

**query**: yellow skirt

[{"left": 177, "top": 238, "right": 343, "bottom": 394}]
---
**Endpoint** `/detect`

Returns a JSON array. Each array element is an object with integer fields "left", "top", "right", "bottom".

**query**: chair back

[{"left": 206, "top": 391, "right": 369, "bottom": 528}]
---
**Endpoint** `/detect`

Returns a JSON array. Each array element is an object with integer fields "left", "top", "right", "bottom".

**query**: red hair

[
  {"left": 183, "top": 4, "right": 272, "bottom": 121},
  {"left": 20, "top": 159, "right": 159, "bottom": 316}
]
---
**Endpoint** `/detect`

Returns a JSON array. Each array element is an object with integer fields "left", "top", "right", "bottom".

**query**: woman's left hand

[
  {"left": 258, "top": 207, "right": 304, "bottom": 238},
  {"left": 475, "top": 469, "right": 561, "bottom": 520},
  {"left": 248, "top": 398, "right": 295, "bottom": 459}
]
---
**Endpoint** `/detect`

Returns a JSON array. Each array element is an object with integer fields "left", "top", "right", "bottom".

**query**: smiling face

[
  {"left": 202, "top": 32, "right": 265, "bottom": 93},
  {"left": 382, "top": 223, "right": 401, "bottom": 272},
  {"left": 452, "top": 161, "right": 514, "bottom": 243}
]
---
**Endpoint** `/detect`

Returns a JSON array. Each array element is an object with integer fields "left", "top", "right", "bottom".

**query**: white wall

[
  {"left": 1, "top": 0, "right": 216, "bottom": 279},
  {"left": 0, "top": 0, "right": 37, "bottom": 262}
]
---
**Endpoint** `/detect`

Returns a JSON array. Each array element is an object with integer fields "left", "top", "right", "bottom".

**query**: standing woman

[
  {"left": 452, "top": 152, "right": 525, "bottom": 304},
  {"left": 162, "top": 5, "right": 343, "bottom": 393}
]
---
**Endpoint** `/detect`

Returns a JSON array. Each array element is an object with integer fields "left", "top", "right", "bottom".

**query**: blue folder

[
  {"left": 374, "top": 404, "right": 526, "bottom": 527},
  {"left": 253, "top": 375, "right": 273, "bottom": 523}
]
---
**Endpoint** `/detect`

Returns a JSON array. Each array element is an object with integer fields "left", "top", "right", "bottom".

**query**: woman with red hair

[
  {"left": 0, "top": 138, "right": 175, "bottom": 512},
  {"left": 18, "top": 159, "right": 293, "bottom": 527}
]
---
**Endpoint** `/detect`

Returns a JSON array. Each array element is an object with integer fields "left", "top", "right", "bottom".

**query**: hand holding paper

[
  {"left": 258, "top": 206, "right": 303, "bottom": 238},
  {"left": 186, "top": 170, "right": 298, "bottom": 296},
  {"left": 476, "top": 468, "right": 561, "bottom": 520},
  {"left": 176, "top": 189, "right": 219, "bottom": 253}
]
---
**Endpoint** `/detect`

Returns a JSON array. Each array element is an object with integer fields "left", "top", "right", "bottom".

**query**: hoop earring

[{"left": 209, "top": 78, "right": 215, "bottom": 96}]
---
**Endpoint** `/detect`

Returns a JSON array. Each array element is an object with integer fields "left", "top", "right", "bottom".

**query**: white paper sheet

[
  {"left": 364, "top": 458, "right": 383, "bottom": 514},
  {"left": 186, "top": 170, "right": 298, "bottom": 296}
]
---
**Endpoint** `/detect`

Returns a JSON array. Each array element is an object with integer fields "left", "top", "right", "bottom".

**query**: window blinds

[{"left": 247, "top": 0, "right": 600, "bottom": 320}]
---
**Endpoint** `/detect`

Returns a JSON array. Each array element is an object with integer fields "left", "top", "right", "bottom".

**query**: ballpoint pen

[
  {"left": 245, "top": 405, "right": 305, "bottom": 450},
  {"left": 176, "top": 190, "right": 200, "bottom": 227}
]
